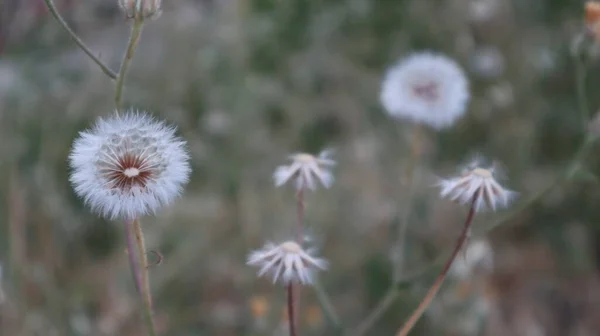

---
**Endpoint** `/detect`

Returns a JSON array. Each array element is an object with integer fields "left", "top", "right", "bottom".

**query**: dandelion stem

[
  {"left": 296, "top": 188, "right": 305, "bottom": 241},
  {"left": 132, "top": 218, "right": 158, "bottom": 336},
  {"left": 394, "top": 125, "right": 423, "bottom": 281},
  {"left": 42, "top": 0, "right": 117, "bottom": 80},
  {"left": 287, "top": 284, "right": 297, "bottom": 336},
  {"left": 395, "top": 197, "right": 477, "bottom": 336},
  {"left": 115, "top": 18, "right": 145, "bottom": 111},
  {"left": 125, "top": 219, "right": 142, "bottom": 294}
]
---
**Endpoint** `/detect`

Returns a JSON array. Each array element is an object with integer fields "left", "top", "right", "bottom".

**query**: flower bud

[{"left": 118, "top": 0, "right": 162, "bottom": 20}]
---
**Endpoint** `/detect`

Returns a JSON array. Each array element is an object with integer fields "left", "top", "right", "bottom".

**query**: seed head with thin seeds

[
  {"left": 438, "top": 159, "right": 517, "bottom": 212},
  {"left": 247, "top": 241, "right": 328, "bottom": 285},
  {"left": 273, "top": 149, "right": 335, "bottom": 191},
  {"left": 69, "top": 111, "right": 190, "bottom": 220}
]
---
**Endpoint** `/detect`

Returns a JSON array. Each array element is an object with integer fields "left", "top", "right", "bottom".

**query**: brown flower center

[{"left": 105, "top": 153, "right": 153, "bottom": 191}]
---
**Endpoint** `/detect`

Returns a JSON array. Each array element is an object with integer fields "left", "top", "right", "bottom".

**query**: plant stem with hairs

[
  {"left": 396, "top": 196, "right": 477, "bottom": 336},
  {"left": 115, "top": 18, "right": 145, "bottom": 110},
  {"left": 42, "top": 0, "right": 117, "bottom": 80},
  {"left": 133, "top": 219, "right": 157, "bottom": 336}
]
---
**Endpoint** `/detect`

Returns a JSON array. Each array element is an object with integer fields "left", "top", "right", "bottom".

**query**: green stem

[
  {"left": 133, "top": 218, "right": 158, "bottom": 336},
  {"left": 115, "top": 18, "right": 145, "bottom": 111},
  {"left": 394, "top": 125, "right": 423, "bottom": 281},
  {"left": 42, "top": 0, "right": 117, "bottom": 80},
  {"left": 313, "top": 279, "right": 343, "bottom": 333}
]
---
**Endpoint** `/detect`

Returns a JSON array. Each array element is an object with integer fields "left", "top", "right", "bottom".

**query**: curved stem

[
  {"left": 42, "top": 0, "right": 117, "bottom": 80},
  {"left": 287, "top": 284, "right": 297, "bottom": 336},
  {"left": 396, "top": 198, "right": 477, "bottom": 336},
  {"left": 115, "top": 18, "right": 145, "bottom": 111},
  {"left": 353, "top": 288, "right": 399, "bottom": 336},
  {"left": 133, "top": 218, "right": 158, "bottom": 336}
]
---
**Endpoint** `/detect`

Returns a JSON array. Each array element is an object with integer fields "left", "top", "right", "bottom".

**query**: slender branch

[
  {"left": 313, "top": 279, "right": 343, "bottom": 332},
  {"left": 353, "top": 288, "right": 399, "bottom": 336},
  {"left": 394, "top": 125, "right": 423, "bottom": 281},
  {"left": 287, "top": 284, "right": 297, "bottom": 336},
  {"left": 133, "top": 218, "right": 158, "bottom": 336},
  {"left": 115, "top": 18, "right": 145, "bottom": 111},
  {"left": 395, "top": 198, "right": 477, "bottom": 336},
  {"left": 42, "top": 0, "right": 117, "bottom": 80}
]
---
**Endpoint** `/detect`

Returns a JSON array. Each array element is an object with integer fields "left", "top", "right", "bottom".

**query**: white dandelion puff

[
  {"left": 438, "top": 159, "right": 517, "bottom": 212},
  {"left": 273, "top": 149, "right": 335, "bottom": 190},
  {"left": 69, "top": 111, "right": 191, "bottom": 220},
  {"left": 380, "top": 52, "right": 470, "bottom": 129},
  {"left": 247, "top": 241, "right": 328, "bottom": 285}
]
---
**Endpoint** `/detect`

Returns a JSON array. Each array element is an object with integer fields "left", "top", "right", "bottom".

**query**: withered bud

[
  {"left": 585, "top": 2, "right": 600, "bottom": 42},
  {"left": 118, "top": 0, "right": 162, "bottom": 20}
]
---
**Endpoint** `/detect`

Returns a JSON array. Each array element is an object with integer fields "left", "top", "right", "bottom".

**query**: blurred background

[{"left": 2, "top": 0, "right": 600, "bottom": 335}]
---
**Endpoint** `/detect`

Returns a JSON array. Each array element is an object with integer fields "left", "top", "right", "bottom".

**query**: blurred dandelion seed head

[
  {"left": 246, "top": 241, "right": 328, "bottom": 285},
  {"left": 69, "top": 111, "right": 191, "bottom": 220},
  {"left": 438, "top": 159, "right": 517, "bottom": 212},
  {"left": 273, "top": 149, "right": 336, "bottom": 191},
  {"left": 380, "top": 52, "right": 470, "bottom": 129}
]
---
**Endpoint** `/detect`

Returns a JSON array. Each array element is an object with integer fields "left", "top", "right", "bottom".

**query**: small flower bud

[{"left": 118, "top": 0, "right": 162, "bottom": 20}]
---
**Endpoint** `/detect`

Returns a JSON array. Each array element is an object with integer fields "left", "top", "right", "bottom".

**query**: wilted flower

[
  {"left": 119, "top": 0, "right": 162, "bottom": 20},
  {"left": 438, "top": 159, "right": 517, "bottom": 212},
  {"left": 247, "top": 241, "right": 328, "bottom": 285},
  {"left": 380, "top": 52, "right": 470, "bottom": 129},
  {"left": 273, "top": 150, "right": 335, "bottom": 190},
  {"left": 69, "top": 111, "right": 190, "bottom": 220}
]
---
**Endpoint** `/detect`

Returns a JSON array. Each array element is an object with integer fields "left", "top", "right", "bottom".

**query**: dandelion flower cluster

[
  {"left": 380, "top": 52, "right": 470, "bottom": 129},
  {"left": 438, "top": 159, "right": 517, "bottom": 212},
  {"left": 69, "top": 111, "right": 191, "bottom": 220},
  {"left": 247, "top": 241, "right": 328, "bottom": 285},
  {"left": 273, "top": 150, "right": 335, "bottom": 190}
]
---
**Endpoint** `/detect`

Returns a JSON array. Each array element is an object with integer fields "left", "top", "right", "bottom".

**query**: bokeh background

[{"left": 2, "top": 0, "right": 600, "bottom": 335}]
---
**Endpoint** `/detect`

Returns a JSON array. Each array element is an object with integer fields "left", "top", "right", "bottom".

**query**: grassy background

[{"left": 2, "top": 0, "right": 600, "bottom": 335}]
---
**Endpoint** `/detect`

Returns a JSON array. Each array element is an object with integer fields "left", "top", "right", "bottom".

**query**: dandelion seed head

[
  {"left": 380, "top": 52, "right": 470, "bottom": 129},
  {"left": 273, "top": 149, "right": 335, "bottom": 191},
  {"left": 247, "top": 240, "right": 328, "bottom": 285},
  {"left": 119, "top": 0, "right": 162, "bottom": 20},
  {"left": 69, "top": 111, "right": 191, "bottom": 220},
  {"left": 438, "top": 158, "right": 517, "bottom": 212}
]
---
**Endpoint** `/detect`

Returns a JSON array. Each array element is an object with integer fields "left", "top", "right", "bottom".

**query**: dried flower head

[
  {"left": 247, "top": 241, "right": 328, "bottom": 285},
  {"left": 273, "top": 150, "right": 335, "bottom": 190},
  {"left": 438, "top": 159, "right": 517, "bottom": 212},
  {"left": 69, "top": 111, "right": 191, "bottom": 220},
  {"left": 118, "top": 0, "right": 162, "bottom": 20},
  {"left": 380, "top": 52, "right": 470, "bottom": 129}
]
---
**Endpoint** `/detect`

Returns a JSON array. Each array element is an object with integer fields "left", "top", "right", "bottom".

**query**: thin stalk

[
  {"left": 394, "top": 125, "right": 423, "bottom": 281},
  {"left": 115, "top": 18, "right": 145, "bottom": 111},
  {"left": 353, "top": 288, "right": 399, "bottom": 336},
  {"left": 42, "top": 0, "right": 117, "bottom": 80},
  {"left": 133, "top": 218, "right": 158, "bottom": 336},
  {"left": 313, "top": 279, "right": 343, "bottom": 332},
  {"left": 296, "top": 188, "right": 305, "bottom": 241},
  {"left": 396, "top": 198, "right": 477, "bottom": 336},
  {"left": 125, "top": 219, "right": 142, "bottom": 294},
  {"left": 287, "top": 284, "right": 297, "bottom": 336}
]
